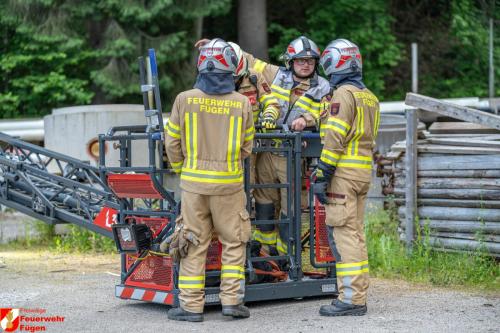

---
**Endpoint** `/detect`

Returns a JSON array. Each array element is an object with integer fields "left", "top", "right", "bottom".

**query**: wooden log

[
  {"left": 431, "top": 232, "right": 500, "bottom": 243},
  {"left": 405, "top": 93, "right": 500, "bottom": 131},
  {"left": 393, "top": 187, "right": 500, "bottom": 200},
  {"left": 395, "top": 153, "right": 500, "bottom": 171},
  {"left": 384, "top": 151, "right": 403, "bottom": 160},
  {"left": 397, "top": 231, "right": 500, "bottom": 254},
  {"left": 391, "top": 170, "right": 500, "bottom": 178},
  {"left": 427, "top": 122, "right": 500, "bottom": 134},
  {"left": 391, "top": 143, "right": 500, "bottom": 154},
  {"left": 426, "top": 138, "right": 500, "bottom": 149},
  {"left": 393, "top": 198, "right": 500, "bottom": 209},
  {"left": 478, "top": 134, "right": 500, "bottom": 141},
  {"left": 399, "top": 226, "right": 500, "bottom": 243},
  {"left": 398, "top": 206, "right": 500, "bottom": 222},
  {"left": 395, "top": 155, "right": 500, "bottom": 170},
  {"left": 397, "top": 219, "right": 500, "bottom": 234},
  {"left": 421, "top": 131, "right": 500, "bottom": 139},
  {"left": 427, "top": 237, "right": 500, "bottom": 254},
  {"left": 394, "top": 177, "right": 500, "bottom": 190},
  {"left": 416, "top": 170, "right": 500, "bottom": 178}
]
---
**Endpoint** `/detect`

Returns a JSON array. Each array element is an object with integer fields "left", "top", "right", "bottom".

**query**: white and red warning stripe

[{"left": 116, "top": 286, "right": 175, "bottom": 305}]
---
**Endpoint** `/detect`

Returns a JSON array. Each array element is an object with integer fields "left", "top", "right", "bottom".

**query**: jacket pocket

[
  {"left": 325, "top": 195, "right": 348, "bottom": 227},
  {"left": 238, "top": 210, "right": 252, "bottom": 243}
]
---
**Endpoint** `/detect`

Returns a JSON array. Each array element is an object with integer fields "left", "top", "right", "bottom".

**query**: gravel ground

[{"left": 0, "top": 250, "right": 498, "bottom": 333}]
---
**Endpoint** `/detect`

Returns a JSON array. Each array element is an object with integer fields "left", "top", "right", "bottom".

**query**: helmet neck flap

[{"left": 194, "top": 72, "right": 235, "bottom": 95}]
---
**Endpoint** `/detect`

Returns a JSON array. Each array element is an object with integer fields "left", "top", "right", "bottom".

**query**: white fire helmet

[
  {"left": 228, "top": 42, "right": 248, "bottom": 78},
  {"left": 197, "top": 38, "right": 238, "bottom": 74},
  {"left": 320, "top": 39, "right": 362, "bottom": 76},
  {"left": 282, "top": 36, "right": 321, "bottom": 69}
]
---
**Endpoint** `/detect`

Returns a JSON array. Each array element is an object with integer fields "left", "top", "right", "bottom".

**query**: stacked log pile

[{"left": 379, "top": 124, "right": 500, "bottom": 256}]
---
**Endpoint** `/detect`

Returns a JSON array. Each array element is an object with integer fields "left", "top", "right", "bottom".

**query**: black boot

[
  {"left": 319, "top": 300, "right": 367, "bottom": 317},
  {"left": 167, "top": 307, "right": 204, "bottom": 322},
  {"left": 222, "top": 304, "right": 250, "bottom": 318}
]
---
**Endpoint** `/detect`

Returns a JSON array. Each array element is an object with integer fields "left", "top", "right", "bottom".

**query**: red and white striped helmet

[
  {"left": 320, "top": 39, "right": 362, "bottom": 76},
  {"left": 228, "top": 42, "right": 248, "bottom": 78},
  {"left": 283, "top": 36, "right": 321, "bottom": 69},
  {"left": 197, "top": 38, "right": 238, "bottom": 74}
]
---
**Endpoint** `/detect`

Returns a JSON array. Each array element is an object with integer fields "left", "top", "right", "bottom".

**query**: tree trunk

[{"left": 237, "top": 0, "right": 269, "bottom": 61}]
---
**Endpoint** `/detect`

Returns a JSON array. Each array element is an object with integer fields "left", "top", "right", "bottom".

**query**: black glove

[
  {"left": 260, "top": 114, "right": 277, "bottom": 129},
  {"left": 313, "top": 161, "right": 336, "bottom": 205},
  {"left": 313, "top": 179, "right": 328, "bottom": 205}
]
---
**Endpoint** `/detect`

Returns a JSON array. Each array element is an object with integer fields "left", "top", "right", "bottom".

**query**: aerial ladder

[{"left": 0, "top": 49, "right": 338, "bottom": 307}]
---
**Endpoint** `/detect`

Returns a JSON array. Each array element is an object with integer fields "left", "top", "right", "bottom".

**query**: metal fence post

[{"left": 405, "top": 109, "right": 418, "bottom": 252}]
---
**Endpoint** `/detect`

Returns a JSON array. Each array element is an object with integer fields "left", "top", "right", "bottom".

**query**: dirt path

[{"left": 0, "top": 250, "right": 498, "bottom": 333}]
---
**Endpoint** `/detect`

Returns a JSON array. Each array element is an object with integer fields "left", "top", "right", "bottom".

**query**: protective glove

[
  {"left": 260, "top": 114, "right": 277, "bottom": 129},
  {"left": 161, "top": 216, "right": 199, "bottom": 262},
  {"left": 313, "top": 171, "right": 329, "bottom": 205},
  {"left": 313, "top": 161, "right": 336, "bottom": 205},
  {"left": 151, "top": 132, "right": 162, "bottom": 140}
]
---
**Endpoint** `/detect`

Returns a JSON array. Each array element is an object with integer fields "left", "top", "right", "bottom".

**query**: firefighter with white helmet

[
  {"left": 314, "top": 38, "right": 380, "bottom": 316},
  {"left": 165, "top": 38, "right": 254, "bottom": 322},
  {"left": 228, "top": 41, "right": 281, "bottom": 207},
  {"left": 244, "top": 36, "right": 330, "bottom": 256}
]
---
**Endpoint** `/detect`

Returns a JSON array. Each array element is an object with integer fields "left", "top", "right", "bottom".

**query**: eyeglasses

[{"left": 295, "top": 58, "right": 316, "bottom": 66}]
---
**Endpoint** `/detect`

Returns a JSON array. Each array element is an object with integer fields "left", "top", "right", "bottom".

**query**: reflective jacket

[
  {"left": 165, "top": 88, "right": 254, "bottom": 195},
  {"left": 319, "top": 84, "right": 380, "bottom": 183},
  {"left": 245, "top": 53, "right": 330, "bottom": 128},
  {"left": 236, "top": 68, "right": 280, "bottom": 124}
]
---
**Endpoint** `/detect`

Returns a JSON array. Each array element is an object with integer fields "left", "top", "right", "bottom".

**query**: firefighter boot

[
  {"left": 253, "top": 203, "right": 277, "bottom": 252},
  {"left": 167, "top": 307, "right": 204, "bottom": 322},
  {"left": 319, "top": 300, "right": 367, "bottom": 317},
  {"left": 222, "top": 304, "right": 250, "bottom": 319}
]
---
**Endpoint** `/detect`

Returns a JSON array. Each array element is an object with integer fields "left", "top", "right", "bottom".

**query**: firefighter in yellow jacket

[
  {"left": 244, "top": 37, "right": 330, "bottom": 256},
  {"left": 314, "top": 39, "right": 380, "bottom": 316},
  {"left": 194, "top": 39, "right": 282, "bottom": 252},
  {"left": 229, "top": 41, "right": 280, "bottom": 205},
  {"left": 165, "top": 39, "right": 254, "bottom": 322}
]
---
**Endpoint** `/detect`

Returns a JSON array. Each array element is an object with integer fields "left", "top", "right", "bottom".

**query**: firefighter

[
  {"left": 229, "top": 41, "right": 281, "bottom": 213},
  {"left": 244, "top": 36, "right": 330, "bottom": 256},
  {"left": 194, "top": 39, "right": 282, "bottom": 254},
  {"left": 314, "top": 39, "right": 380, "bottom": 316},
  {"left": 165, "top": 39, "right": 254, "bottom": 322}
]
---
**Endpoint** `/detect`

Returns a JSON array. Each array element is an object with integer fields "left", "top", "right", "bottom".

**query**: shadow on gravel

[{"left": 119, "top": 294, "right": 334, "bottom": 314}]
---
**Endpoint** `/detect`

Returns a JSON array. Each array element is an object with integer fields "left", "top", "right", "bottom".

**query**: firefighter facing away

[
  {"left": 314, "top": 39, "right": 380, "bottom": 316},
  {"left": 244, "top": 36, "right": 330, "bottom": 256},
  {"left": 164, "top": 39, "right": 254, "bottom": 322}
]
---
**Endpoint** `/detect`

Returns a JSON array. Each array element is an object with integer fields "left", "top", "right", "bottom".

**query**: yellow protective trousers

[
  {"left": 178, "top": 190, "right": 251, "bottom": 313},
  {"left": 325, "top": 176, "right": 370, "bottom": 305}
]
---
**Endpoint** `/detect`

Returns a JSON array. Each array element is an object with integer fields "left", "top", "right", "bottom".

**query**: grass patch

[
  {"left": 52, "top": 224, "right": 116, "bottom": 254},
  {"left": 2, "top": 220, "right": 116, "bottom": 254},
  {"left": 366, "top": 209, "right": 500, "bottom": 291}
]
